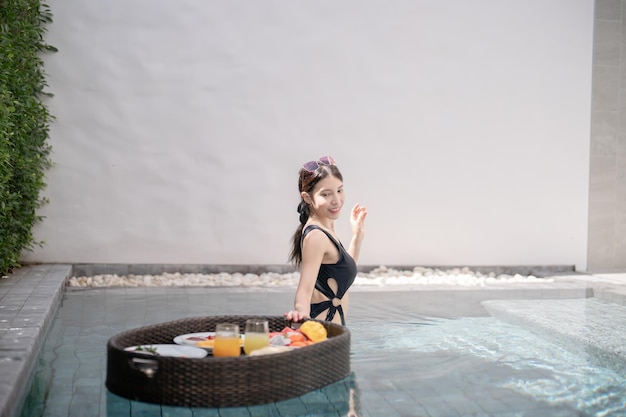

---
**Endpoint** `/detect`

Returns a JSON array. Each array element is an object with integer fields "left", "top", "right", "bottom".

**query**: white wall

[{"left": 24, "top": 0, "right": 595, "bottom": 270}]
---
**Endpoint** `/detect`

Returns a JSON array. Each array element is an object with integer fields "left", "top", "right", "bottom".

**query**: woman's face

[{"left": 305, "top": 175, "right": 345, "bottom": 221}]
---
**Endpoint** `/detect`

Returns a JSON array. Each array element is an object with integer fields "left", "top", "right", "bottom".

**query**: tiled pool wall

[{"left": 2, "top": 263, "right": 626, "bottom": 417}]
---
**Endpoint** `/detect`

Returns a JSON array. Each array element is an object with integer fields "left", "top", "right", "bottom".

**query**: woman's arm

[
  {"left": 347, "top": 203, "right": 367, "bottom": 262},
  {"left": 284, "top": 230, "right": 327, "bottom": 322}
]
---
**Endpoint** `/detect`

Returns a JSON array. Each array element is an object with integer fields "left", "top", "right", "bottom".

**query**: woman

[{"left": 284, "top": 156, "right": 367, "bottom": 325}]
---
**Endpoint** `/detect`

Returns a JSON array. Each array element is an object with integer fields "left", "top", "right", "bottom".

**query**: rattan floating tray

[{"left": 106, "top": 315, "right": 351, "bottom": 407}]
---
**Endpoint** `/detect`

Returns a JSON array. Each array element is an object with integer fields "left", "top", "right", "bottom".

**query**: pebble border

[{"left": 68, "top": 265, "right": 572, "bottom": 288}]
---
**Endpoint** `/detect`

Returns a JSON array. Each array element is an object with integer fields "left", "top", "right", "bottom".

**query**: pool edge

[{"left": 0, "top": 264, "right": 72, "bottom": 417}]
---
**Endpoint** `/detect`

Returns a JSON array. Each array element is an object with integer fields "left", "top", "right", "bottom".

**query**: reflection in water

[{"left": 104, "top": 372, "right": 361, "bottom": 417}]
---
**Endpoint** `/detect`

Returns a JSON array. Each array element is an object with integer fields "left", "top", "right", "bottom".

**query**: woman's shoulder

[
  {"left": 303, "top": 225, "right": 327, "bottom": 241},
  {"left": 303, "top": 225, "right": 341, "bottom": 252},
  {"left": 301, "top": 227, "right": 332, "bottom": 260},
  {"left": 302, "top": 224, "right": 323, "bottom": 236},
  {"left": 303, "top": 225, "right": 336, "bottom": 246}
]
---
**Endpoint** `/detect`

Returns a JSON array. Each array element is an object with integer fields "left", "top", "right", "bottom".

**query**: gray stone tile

[
  {"left": 595, "top": 19, "right": 621, "bottom": 67},
  {"left": 0, "top": 384, "right": 18, "bottom": 417},
  {"left": 588, "top": 217, "right": 617, "bottom": 269},
  {"left": 590, "top": 155, "right": 618, "bottom": 204},
  {"left": 68, "top": 397, "right": 100, "bottom": 417},
  {"left": 0, "top": 264, "right": 72, "bottom": 417},
  {"left": 597, "top": 0, "right": 622, "bottom": 20},
  {"left": 589, "top": 154, "right": 619, "bottom": 269},
  {"left": 592, "top": 65, "right": 620, "bottom": 110},
  {"left": 591, "top": 110, "right": 619, "bottom": 156},
  {"left": 42, "top": 396, "right": 71, "bottom": 417}
]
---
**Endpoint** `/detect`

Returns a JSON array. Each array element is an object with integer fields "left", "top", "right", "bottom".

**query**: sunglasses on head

[{"left": 302, "top": 156, "right": 336, "bottom": 172}]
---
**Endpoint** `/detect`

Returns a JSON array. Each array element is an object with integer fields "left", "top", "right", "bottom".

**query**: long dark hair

[{"left": 289, "top": 164, "right": 343, "bottom": 267}]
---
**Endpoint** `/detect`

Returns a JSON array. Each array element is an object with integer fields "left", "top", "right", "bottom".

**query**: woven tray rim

[{"left": 106, "top": 315, "right": 351, "bottom": 407}]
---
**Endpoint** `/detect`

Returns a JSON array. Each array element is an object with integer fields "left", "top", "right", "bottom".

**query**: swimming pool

[{"left": 17, "top": 285, "right": 626, "bottom": 417}]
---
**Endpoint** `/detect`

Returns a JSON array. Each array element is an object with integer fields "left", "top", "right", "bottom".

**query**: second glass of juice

[
  {"left": 244, "top": 319, "right": 269, "bottom": 355},
  {"left": 213, "top": 323, "right": 241, "bottom": 357}
]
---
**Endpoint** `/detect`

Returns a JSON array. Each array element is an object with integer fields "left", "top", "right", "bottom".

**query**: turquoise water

[{"left": 18, "top": 288, "right": 626, "bottom": 417}]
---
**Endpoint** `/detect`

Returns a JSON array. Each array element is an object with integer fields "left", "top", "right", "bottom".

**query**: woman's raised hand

[{"left": 350, "top": 203, "right": 367, "bottom": 239}]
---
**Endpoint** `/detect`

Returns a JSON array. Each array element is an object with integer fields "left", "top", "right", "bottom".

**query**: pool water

[{"left": 18, "top": 287, "right": 626, "bottom": 417}]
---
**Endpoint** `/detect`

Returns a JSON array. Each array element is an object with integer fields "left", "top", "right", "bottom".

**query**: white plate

[
  {"left": 124, "top": 344, "right": 208, "bottom": 358},
  {"left": 173, "top": 332, "right": 245, "bottom": 352},
  {"left": 173, "top": 332, "right": 216, "bottom": 347}
]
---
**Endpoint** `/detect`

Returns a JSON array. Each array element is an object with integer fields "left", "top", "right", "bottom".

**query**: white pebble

[{"left": 66, "top": 266, "right": 554, "bottom": 288}]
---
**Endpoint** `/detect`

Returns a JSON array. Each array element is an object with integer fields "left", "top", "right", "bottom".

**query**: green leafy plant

[
  {"left": 133, "top": 345, "right": 159, "bottom": 355},
  {"left": 0, "top": 1, "right": 55, "bottom": 275}
]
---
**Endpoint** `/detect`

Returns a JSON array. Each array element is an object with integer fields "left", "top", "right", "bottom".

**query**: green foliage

[{"left": 0, "top": 1, "right": 54, "bottom": 275}]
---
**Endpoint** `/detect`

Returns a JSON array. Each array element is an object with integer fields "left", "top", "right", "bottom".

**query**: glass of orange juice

[
  {"left": 213, "top": 323, "right": 241, "bottom": 357},
  {"left": 244, "top": 319, "right": 269, "bottom": 355}
]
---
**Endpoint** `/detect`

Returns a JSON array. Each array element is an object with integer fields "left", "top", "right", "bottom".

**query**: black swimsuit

[{"left": 303, "top": 225, "right": 357, "bottom": 325}]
